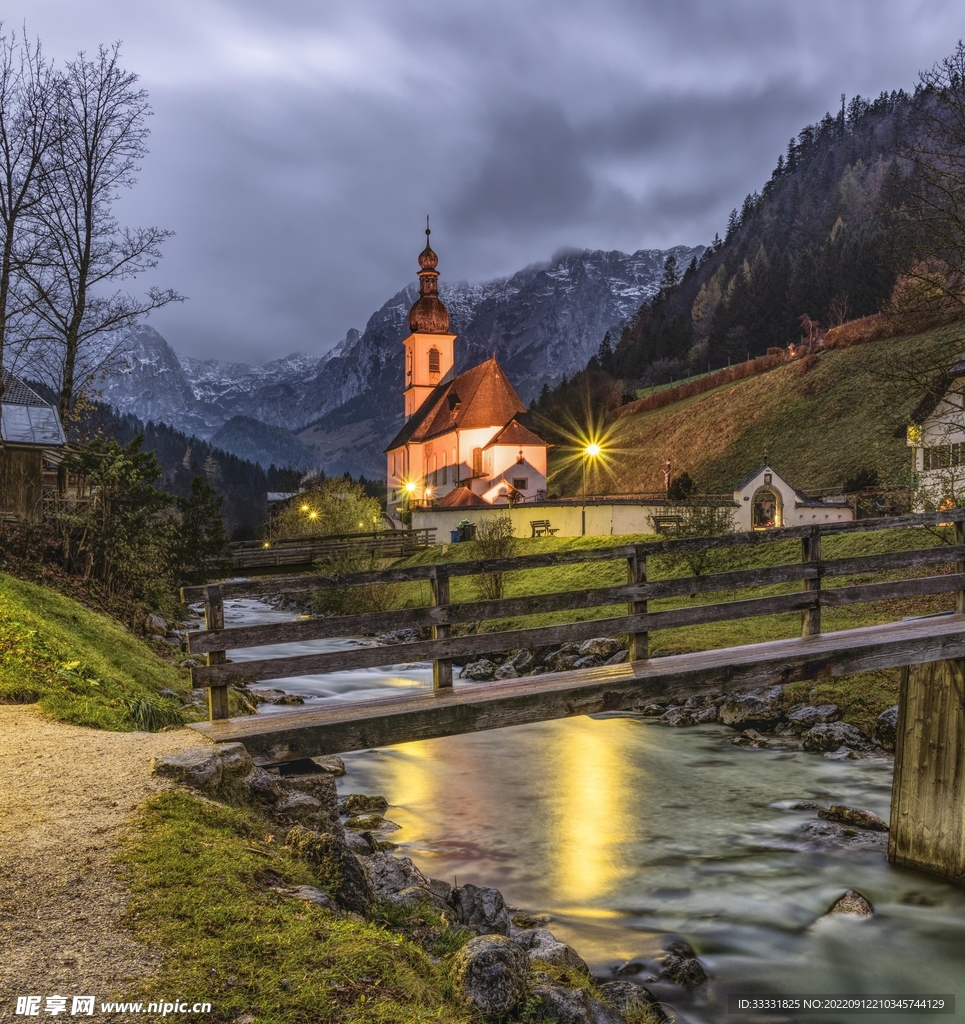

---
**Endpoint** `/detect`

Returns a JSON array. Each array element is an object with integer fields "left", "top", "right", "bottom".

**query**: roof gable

[
  {"left": 1, "top": 372, "right": 66, "bottom": 446},
  {"left": 483, "top": 418, "right": 546, "bottom": 449},
  {"left": 385, "top": 358, "right": 529, "bottom": 451}
]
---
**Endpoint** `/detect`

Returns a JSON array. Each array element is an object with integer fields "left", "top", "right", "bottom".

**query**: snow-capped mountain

[{"left": 94, "top": 245, "right": 701, "bottom": 474}]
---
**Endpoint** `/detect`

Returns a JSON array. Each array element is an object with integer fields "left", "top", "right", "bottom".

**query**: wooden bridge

[{"left": 182, "top": 509, "right": 965, "bottom": 884}]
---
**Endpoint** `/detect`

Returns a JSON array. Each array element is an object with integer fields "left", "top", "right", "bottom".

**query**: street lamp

[
  {"left": 402, "top": 479, "right": 417, "bottom": 521},
  {"left": 582, "top": 442, "right": 601, "bottom": 536}
]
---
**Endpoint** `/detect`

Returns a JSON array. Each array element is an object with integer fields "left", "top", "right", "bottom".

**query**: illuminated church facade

[{"left": 385, "top": 229, "right": 548, "bottom": 511}]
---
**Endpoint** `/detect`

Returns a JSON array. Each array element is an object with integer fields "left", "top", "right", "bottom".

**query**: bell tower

[{"left": 402, "top": 220, "right": 456, "bottom": 419}]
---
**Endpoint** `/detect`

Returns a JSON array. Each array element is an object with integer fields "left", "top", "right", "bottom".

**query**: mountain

[
  {"left": 92, "top": 245, "right": 701, "bottom": 476},
  {"left": 211, "top": 415, "right": 319, "bottom": 471}
]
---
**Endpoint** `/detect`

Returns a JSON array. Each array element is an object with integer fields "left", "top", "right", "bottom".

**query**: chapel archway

[{"left": 752, "top": 486, "right": 782, "bottom": 529}]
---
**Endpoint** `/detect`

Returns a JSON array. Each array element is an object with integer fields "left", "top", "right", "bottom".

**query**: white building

[
  {"left": 385, "top": 228, "right": 549, "bottom": 511},
  {"left": 907, "top": 355, "right": 965, "bottom": 508},
  {"left": 732, "top": 464, "right": 853, "bottom": 531}
]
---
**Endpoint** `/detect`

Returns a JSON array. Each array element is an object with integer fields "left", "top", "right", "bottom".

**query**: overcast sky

[{"left": 15, "top": 0, "right": 965, "bottom": 364}]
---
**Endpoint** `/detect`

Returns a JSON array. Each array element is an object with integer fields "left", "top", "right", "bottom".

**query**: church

[{"left": 385, "top": 229, "right": 549, "bottom": 511}]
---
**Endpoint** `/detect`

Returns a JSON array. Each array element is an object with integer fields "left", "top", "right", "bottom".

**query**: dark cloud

[{"left": 14, "top": 0, "right": 965, "bottom": 362}]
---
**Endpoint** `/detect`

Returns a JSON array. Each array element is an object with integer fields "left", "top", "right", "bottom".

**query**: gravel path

[{"left": 0, "top": 706, "right": 204, "bottom": 1019}]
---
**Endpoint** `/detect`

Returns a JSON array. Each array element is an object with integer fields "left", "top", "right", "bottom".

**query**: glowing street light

[{"left": 582, "top": 441, "right": 603, "bottom": 536}]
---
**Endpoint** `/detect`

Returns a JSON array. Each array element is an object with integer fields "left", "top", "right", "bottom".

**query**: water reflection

[{"left": 222, "top": 598, "right": 965, "bottom": 1023}]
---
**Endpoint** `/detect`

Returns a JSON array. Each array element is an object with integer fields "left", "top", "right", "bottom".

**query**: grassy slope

[
  {"left": 553, "top": 326, "right": 960, "bottom": 495},
  {"left": 0, "top": 573, "right": 192, "bottom": 730}
]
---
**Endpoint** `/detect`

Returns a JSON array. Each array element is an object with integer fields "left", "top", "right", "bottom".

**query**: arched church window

[
  {"left": 428, "top": 347, "right": 440, "bottom": 374},
  {"left": 442, "top": 451, "right": 448, "bottom": 484},
  {"left": 472, "top": 448, "right": 483, "bottom": 477},
  {"left": 752, "top": 487, "right": 782, "bottom": 529}
]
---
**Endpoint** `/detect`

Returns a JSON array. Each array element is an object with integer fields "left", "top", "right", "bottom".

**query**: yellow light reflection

[{"left": 549, "top": 718, "right": 633, "bottom": 903}]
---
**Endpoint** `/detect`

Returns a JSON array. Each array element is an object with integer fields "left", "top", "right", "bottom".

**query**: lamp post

[
  {"left": 403, "top": 480, "right": 417, "bottom": 523},
  {"left": 582, "top": 442, "right": 601, "bottom": 536}
]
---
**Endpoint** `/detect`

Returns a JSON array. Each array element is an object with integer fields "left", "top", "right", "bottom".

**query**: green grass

[
  {"left": 0, "top": 572, "right": 193, "bottom": 730},
  {"left": 553, "top": 324, "right": 963, "bottom": 496},
  {"left": 122, "top": 791, "right": 473, "bottom": 1024}
]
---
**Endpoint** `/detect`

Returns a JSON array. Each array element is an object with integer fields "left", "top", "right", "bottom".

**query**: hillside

[{"left": 553, "top": 326, "right": 952, "bottom": 495}]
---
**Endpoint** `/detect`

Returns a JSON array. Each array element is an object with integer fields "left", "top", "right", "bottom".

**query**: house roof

[
  {"left": 733, "top": 463, "right": 776, "bottom": 492},
  {"left": 483, "top": 418, "right": 547, "bottom": 450},
  {"left": 434, "top": 485, "right": 489, "bottom": 508},
  {"left": 1, "top": 372, "right": 66, "bottom": 446},
  {"left": 385, "top": 358, "right": 530, "bottom": 451}
]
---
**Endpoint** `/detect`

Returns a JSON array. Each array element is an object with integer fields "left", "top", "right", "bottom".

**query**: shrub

[{"left": 472, "top": 515, "right": 516, "bottom": 601}]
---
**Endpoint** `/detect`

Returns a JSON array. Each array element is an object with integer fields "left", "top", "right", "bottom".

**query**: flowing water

[{"left": 223, "top": 599, "right": 965, "bottom": 1023}]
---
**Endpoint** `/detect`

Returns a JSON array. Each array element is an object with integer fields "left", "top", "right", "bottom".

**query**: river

[{"left": 222, "top": 599, "right": 965, "bottom": 1023}]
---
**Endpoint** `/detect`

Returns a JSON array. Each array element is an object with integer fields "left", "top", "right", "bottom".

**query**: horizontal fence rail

[
  {"left": 230, "top": 529, "right": 435, "bottom": 570},
  {"left": 181, "top": 509, "right": 965, "bottom": 720}
]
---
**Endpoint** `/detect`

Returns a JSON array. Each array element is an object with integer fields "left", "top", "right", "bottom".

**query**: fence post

[
  {"left": 431, "top": 568, "right": 453, "bottom": 689},
  {"left": 956, "top": 516, "right": 965, "bottom": 616},
  {"left": 203, "top": 584, "right": 230, "bottom": 720},
  {"left": 802, "top": 527, "right": 821, "bottom": 637},
  {"left": 627, "top": 545, "right": 648, "bottom": 661}
]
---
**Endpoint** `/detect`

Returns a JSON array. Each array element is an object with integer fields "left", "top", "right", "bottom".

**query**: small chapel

[{"left": 385, "top": 228, "right": 549, "bottom": 511}]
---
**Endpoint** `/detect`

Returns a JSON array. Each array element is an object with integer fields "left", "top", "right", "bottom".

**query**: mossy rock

[{"left": 285, "top": 825, "right": 374, "bottom": 914}]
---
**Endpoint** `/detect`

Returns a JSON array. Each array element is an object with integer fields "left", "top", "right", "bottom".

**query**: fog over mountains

[{"left": 96, "top": 245, "right": 701, "bottom": 477}]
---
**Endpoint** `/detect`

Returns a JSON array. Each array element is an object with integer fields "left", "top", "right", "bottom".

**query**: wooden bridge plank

[{"left": 188, "top": 615, "right": 965, "bottom": 764}]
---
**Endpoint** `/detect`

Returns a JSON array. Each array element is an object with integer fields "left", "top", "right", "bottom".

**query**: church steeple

[
  {"left": 408, "top": 218, "right": 450, "bottom": 334},
  {"left": 401, "top": 219, "right": 456, "bottom": 420}
]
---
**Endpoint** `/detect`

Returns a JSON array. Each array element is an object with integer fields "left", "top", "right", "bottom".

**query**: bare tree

[
  {"left": 0, "top": 26, "right": 56, "bottom": 397},
  {"left": 23, "top": 43, "right": 181, "bottom": 423}
]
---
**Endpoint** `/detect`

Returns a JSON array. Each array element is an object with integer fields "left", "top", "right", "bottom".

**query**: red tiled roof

[
  {"left": 434, "top": 485, "right": 489, "bottom": 508},
  {"left": 385, "top": 358, "right": 529, "bottom": 451},
  {"left": 483, "top": 418, "right": 546, "bottom": 450}
]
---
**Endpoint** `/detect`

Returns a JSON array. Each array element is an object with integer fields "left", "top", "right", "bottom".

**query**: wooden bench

[
  {"left": 650, "top": 514, "right": 684, "bottom": 535},
  {"left": 530, "top": 519, "right": 559, "bottom": 537}
]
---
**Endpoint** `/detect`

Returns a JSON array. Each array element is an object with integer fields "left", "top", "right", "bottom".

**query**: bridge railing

[{"left": 181, "top": 509, "right": 965, "bottom": 720}]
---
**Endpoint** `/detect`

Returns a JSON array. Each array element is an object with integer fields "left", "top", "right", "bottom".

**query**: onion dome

[{"left": 408, "top": 219, "right": 450, "bottom": 334}]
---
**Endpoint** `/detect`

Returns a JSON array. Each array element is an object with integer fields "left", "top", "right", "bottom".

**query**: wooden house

[{"left": 0, "top": 374, "right": 67, "bottom": 522}]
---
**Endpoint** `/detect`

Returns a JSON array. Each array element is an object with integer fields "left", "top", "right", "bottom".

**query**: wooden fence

[
  {"left": 229, "top": 528, "right": 435, "bottom": 570},
  {"left": 181, "top": 509, "right": 965, "bottom": 721}
]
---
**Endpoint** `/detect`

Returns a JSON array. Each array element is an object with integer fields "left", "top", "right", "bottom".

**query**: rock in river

[
  {"left": 449, "top": 935, "right": 529, "bottom": 1015},
  {"left": 875, "top": 705, "right": 900, "bottom": 751},
  {"left": 718, "top": 686, "right": 784, "bottom": 728},
  {"left": 530, "top": 983, "right": 626, "bottom": 1024},
  {"left": 824, "top": 889, "right": 874, "bottom": 918},
  {"left": 786, "top": 703, "right": 842, "bottom": 731},
  {"left": 802, "top": 721, "right": 867, "bottom": 752},
  {"left": 461, "top": 659, "right": 496, "bottom": 681},
  {"left": 818, "top": 804, "right": 889, "bottom": 832}
]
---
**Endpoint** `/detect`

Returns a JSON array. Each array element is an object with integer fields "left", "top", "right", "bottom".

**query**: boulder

[
  {"left": 508, "top": 649, "right": 537, "bottom": 673},
  {"left": 606, "top": 649, "right": 630, "bottom": 665},
  {"left": 573, "top": 655, "right": 603, "bottom": 670},
  {"left": 549, "top": 654, "right": 579, "bottom": 673},
  {"left": 311, "top": 754, "right": 346, "bottom": 776},
  {"left": 578, "top": 638, "right": 624, "bottom": 659},
  {"left": 875, "top": 705, "right": 900, "bottom": 752},
  {"left": 824, "top": 746, "right": 861, "bottom": 761},
  {"left": 636, "top": 704, "right": 666, "bottom": 717},
  {"left": 145, "top": 612, "right": 167, "bottom": 634},
  {"left": 243, "top": 767, "right": 284, "bottom": 802},
  {"left": 818, "top": 804, "right": 888, "bottom": 832},
  {"left": 277, "top": 773, "right": 340, "bottom": 830},
  {"left": 342, "top": 831, "right": 375, "bottom": 855},
  {"left": 695, "top": 705, "right": 719, "bottom": 723},
  {"left": 384, "top": 885, "right": 453, "bottom": 916},
  {"left": 450, "top": 882, "right": 512, "bottom": 935},
  {"left": 731, "top": 728, "right": 771, "bottom": 748},
  {"left": 825, "top": 890, "right": 874, "bottom": 917},
  {"left": 598, "top": 981, "right": 667, "bottom": 1022},
  {"left": 661, "top": 707, "right": 695, "bottom": 727},
  {"left": 213, "top": 742, "right": 252, "bottom": 777},
  {"left": 803, "top": 722, "right": 866, "bottom": 752},
  {"left": 360, "top": 852, "right": 429, "bottom": 896},
  {"left": 787, "top": 704, "right": 842, "bottom": 731},
  {"left": 662, "top": 953, "right": 706, "bottom": 986},
  {"left": 449, "top": 935, "right": 529, "bottom": 1015},
  {"left": 285, "top": 826, "right": 374, "bottom": 914},
  {"left": 718, "top": 686, "right": 784, "bottom": 727},
  {"left": 495, "top": 663, "right": 519, "bottom": 680},
  {"left": 530, "top": 984, "right": 626, "bottom": 1024},
  {"left": 462, "top": 659, "right": 496, "bottom": 681},
  {"left": 274, "top": 792, "right": 324, "bottom": 822},
  {"left": 290, "top": 885, "right": 339, "bottom": 912},
  {"left": 152, "top": 746, "right": 222, "bottom": 791},
  {"left": 344, "top": 813, "right": 385, "bottom": 831},
  {"left": 341, "top": 793, "right": 389, "bottom": 814},
  {"left": 799, "top": 821, "right": 888, "bottom": 848},
  {"left": 517, "top": 928, "right": 588, "bottom": 973}
]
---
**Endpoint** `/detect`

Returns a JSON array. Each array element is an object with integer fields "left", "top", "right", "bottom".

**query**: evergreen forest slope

[{"left": 555, "top": 326, "right": 954, "bottom": 495}]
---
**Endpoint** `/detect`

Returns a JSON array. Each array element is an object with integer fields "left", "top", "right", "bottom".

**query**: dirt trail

[{"left": 0, "top": 706, "right": 204, "bottom": 1017}]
